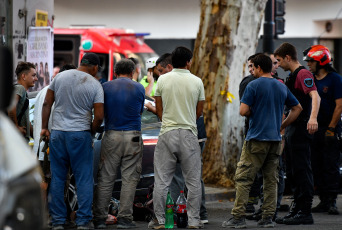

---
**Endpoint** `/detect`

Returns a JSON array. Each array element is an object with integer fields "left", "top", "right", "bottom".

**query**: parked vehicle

[
  {"left": 54, "top": 27, "right": 158, "bottom": 81},
  {"left": 0, "top": 46, "right": 45, "bottom": 229},
  {"left": 65, "top": 109, "right": 160, "bottom": 217},
  {"left": 28, "top": 91, "right": 160, "bottom": 220}
]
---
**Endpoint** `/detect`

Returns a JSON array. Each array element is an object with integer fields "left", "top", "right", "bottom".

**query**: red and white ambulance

[{"left": 54, "top": 27, "right": 157, "bottom": 81}]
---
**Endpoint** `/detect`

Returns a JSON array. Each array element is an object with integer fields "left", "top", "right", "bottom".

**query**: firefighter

[{"left": 303, "top": 45, "right": 342, "bottom": 215}]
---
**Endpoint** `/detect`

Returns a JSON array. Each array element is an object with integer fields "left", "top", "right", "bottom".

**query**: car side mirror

[{"left": 0, "top": 45, "right": 13, "bottom": 111}]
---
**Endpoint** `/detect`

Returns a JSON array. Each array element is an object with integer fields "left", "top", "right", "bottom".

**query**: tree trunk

[{"left": 191, "top": 0, "right": 268, "bottom": 187}]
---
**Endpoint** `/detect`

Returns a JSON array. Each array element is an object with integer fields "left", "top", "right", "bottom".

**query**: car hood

[{"left": 141, "top": 122, "right": 160, "bottom": 139}]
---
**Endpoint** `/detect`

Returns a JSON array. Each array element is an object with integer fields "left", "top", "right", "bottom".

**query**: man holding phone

[{"left": 140, "top": 57, "right": 159, "bottom": 96}]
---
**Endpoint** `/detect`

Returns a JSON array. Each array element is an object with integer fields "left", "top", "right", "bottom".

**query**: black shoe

[
  {"left": 257, "top": 216, "right": 275, "bottom": 228},
  {"left": 275, "top": 202, "right": 299, "bottom": 224},
  {"left": 117, "top": 218, "right": 136, "bottom": 229},
  {"left": 94, "top": 220, "right": 106, "bottom": 229},
  {"left": 278, "top": 204, "right": 290, "bottom": 212},
  {"left": 311, "top": 201, "right": 330, "bottom": 213},
  {"left": 328, "top": 203, "right": 339, "bottom": 215},
  {"left": 283, "top": 211, "right": 314, "bottom": 225},
  {"left": 246, "top": 209, "right": 262, "bottom": 221},
  {"left": 246, "top": 203, "right": 255, "bottom": 213}
]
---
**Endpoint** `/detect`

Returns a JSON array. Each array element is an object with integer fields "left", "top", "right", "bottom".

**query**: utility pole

[{"left": 263, "top": 0, "right": 274, "bottom": 53}]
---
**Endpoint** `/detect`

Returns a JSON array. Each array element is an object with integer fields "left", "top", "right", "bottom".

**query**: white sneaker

[{"left": 200, "top": 219, "right": 209, "bottom": 224}]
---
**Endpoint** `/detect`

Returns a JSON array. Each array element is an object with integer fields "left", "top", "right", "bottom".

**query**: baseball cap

[{"left": 81, "top": 53, "right": 102, "bottom": 71}]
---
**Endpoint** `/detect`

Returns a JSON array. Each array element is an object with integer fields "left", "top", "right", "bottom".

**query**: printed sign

[
  {"left": 35, "top": 9, "right": 48, "bottom": 27},
  {"left": 27, "top": 27, "right": 53, "bottom": 92}
]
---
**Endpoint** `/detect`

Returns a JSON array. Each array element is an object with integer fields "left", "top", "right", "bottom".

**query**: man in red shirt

[{"left": 274, "top": 42, "right": 321, "bottom": 225}]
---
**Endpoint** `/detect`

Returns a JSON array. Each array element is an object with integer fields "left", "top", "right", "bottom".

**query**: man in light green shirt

[
  {"left": 140, "top": 57, "right": 159, "bottom": 96},
  {"left": 155, "top": 67, "right": 205, "bottom": 136},
  {"left": 148, "top": 47, "right": 205, "bottom": 229}
]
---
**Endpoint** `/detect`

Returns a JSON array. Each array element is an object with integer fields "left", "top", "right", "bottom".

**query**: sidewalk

[{"left": 204, "top": 184, "right": 235, "bottom": 202}]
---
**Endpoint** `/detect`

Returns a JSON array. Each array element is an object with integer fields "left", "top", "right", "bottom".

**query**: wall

[
  {"left": 54, "top": 0, "right": 342, "bottom": 39},
  {"left": 281, "top": 0, "right": 342, "bottom": 38},
  {"left": 54, "top": 0, "right": 201, "bottom": 39}
]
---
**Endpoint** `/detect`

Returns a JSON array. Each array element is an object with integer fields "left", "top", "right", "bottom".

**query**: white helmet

[{"left": 146, "top": 57, "right": 159, "bottom": 71}]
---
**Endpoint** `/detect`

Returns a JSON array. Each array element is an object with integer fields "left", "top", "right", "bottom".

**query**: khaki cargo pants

[
  {"left": 93, "top": 130, "right": 143, "bottom": 221},
  {"left": 231, "top": 140, "right": 281, "bottom": 218}
]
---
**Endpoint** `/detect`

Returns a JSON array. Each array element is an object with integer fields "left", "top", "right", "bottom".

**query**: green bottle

[{"left": 165, "top": 191, "right": 174, "bottom": 228}]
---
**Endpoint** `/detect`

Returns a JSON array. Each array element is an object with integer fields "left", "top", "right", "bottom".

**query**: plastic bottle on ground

[
  {"left": 176, "top": 190, "right": 188, "bottom": 228},
  {"left": 165, "top": 191, "right": 174, "bottom": 229}
]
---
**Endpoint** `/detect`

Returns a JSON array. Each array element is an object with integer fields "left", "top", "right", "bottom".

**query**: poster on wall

[
  {"left": 26, "top": 27, "right": 53, "bottom": 92},
  {"left": 12, "top": 0, "right": 26, "bottom": 83}
]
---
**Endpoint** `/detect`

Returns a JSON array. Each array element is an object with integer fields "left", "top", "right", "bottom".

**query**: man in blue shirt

[
  {"left": 222, "top": 54, "right": 302, "bottom": 228},
  {"left": 93, "top": 59, "right": 145, "bottom": 229}
]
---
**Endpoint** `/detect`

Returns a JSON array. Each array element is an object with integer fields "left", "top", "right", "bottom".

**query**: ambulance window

[
  {"left": 54, "top": 40, "right": 74, "bottom": 51},
  {"left": 94, "top": 53, "right": 109, "bottom": 82}
]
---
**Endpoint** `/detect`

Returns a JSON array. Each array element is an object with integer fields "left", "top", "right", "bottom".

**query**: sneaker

[
  {"left": 187, "top": 222, "right": 204, "bottom": 229},
  {"left": 94, "top": 220, "right": 106, "bottom": 229},
  {"left": 117, "top": 218, "right": 136, "bottom": 229},
  {"left": 257, "top": 217, "right": 275, "bottom": 228},
  {"left": 65, "top": 221, "right": 76, "bottom": 229},
  {"left": 52, "top": 225, "right": 64, "bottom": 230},
  {"left": 77, "top": 222, "right": 94, "bottom": 230},
  {"left": 200, "top": 215, "right": 209, "bottom": 224},
  {"left": 328, "top": 204, "right": 340, "bottom": 215},
  {"left": 200, "top": 219, "right": 209, "bottom": 224},
  {"left": 222, "top": 217, "right": 246, "bottom": 228},
  {"left": 311, "top": 201, "right": 330, "bottom": 213},
  {"left": 283, "top": 212, "right": 314, "bottom": 225},
  {"left": 148, "top": 218, "right": 165, "bottom": 229}
]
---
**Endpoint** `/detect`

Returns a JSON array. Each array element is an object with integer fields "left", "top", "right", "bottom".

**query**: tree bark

[{"left": 191, "top": 0, "right": 268, "bottom": 187}]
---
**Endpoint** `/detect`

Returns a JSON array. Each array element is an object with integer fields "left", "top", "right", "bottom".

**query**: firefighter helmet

[{"left": 303, "top": 45, "right": 332, "bottom": 66}]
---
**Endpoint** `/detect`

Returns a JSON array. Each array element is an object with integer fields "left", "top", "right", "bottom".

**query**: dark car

[
  {"left": 65, "top": 108, "right": 160, "bottom": 216},
  {"left": 94, "top": 109, "right": 159, "bottom": 197}
]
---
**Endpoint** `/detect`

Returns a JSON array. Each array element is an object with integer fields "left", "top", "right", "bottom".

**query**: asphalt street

[{"left": 58, "top": 193, "right": 342, "bottom": 229}]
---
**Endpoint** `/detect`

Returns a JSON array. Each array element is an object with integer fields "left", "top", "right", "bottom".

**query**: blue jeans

[{"left": 49, "top": 130, "right": 94, "bottom": 226}]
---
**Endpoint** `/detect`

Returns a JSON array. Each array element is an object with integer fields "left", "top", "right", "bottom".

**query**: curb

[{"left": 204, "top": 185, "right": 235, "bottom": 202}]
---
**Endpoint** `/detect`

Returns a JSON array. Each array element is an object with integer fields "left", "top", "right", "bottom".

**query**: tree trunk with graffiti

[{"left": 191, "top": 0, "right": 268, "bottom": 187}]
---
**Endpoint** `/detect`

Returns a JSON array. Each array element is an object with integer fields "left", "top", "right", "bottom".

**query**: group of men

[
  {"left": 8, "top": 42, "right": 342, "bottom": 230},
  {"left": 9, "top": 46, "right": 206, "bottom": 230},
  {"left": 223, "top": 42, "right": 342, "bottom": 228}
]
